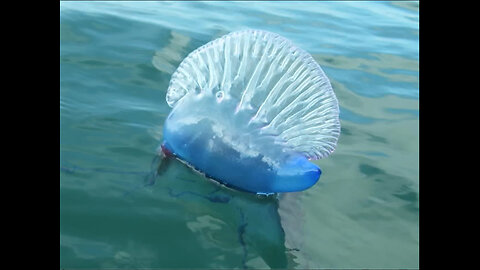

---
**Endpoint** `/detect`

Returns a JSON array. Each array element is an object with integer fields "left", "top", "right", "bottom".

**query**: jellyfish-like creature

[{"left": 161, "top": 30, "right": 340, "bottom": 194}]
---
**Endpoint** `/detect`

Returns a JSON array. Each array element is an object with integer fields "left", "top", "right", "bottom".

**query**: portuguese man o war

[{"left": 160, "top": 30, "right": 340, "bottom": 195}]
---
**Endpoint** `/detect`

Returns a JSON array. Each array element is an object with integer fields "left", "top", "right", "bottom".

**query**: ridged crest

[{"left": 166, "top": 30, "right": 340, "bottom": 160}]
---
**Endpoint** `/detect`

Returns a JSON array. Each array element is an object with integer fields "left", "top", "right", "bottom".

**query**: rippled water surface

[{"left": 60, "top": 1, "right": 419, "bottom": 269}]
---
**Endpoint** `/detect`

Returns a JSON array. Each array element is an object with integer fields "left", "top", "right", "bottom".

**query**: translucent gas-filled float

[{"left": 160, "top": 30, "right": 340, "bottom": 195}]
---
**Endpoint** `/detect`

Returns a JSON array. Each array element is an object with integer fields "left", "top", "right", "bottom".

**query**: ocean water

[{"left": 60, "top": 1, "right": 419, "bottom": 269}]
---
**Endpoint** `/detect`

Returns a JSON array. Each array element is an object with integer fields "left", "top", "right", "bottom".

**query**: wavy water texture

[{"left": 60, "top": 1, "right": 418, "bottom": 269}]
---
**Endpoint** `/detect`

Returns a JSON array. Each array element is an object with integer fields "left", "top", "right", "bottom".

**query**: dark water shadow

[{"left": 60, "top": 154, "right": 305, "bottom": 269}]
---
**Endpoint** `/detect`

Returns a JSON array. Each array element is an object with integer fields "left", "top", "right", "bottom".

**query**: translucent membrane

[{"left": 166, "top": 30, "right": 340, "bottom": 160}]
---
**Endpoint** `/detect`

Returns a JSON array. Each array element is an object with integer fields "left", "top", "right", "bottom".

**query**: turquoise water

[{"left": 60, "top": 1, "right": 419, "bottom": 269}]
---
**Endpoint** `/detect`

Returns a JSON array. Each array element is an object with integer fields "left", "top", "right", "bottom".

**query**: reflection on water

[{"left": 60, "top": 1, "right": 419, "bottom": 269}]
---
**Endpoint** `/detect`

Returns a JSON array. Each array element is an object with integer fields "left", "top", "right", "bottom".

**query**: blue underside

[{"left": 162, "top": 119, "right": 322, "bottom": 194}]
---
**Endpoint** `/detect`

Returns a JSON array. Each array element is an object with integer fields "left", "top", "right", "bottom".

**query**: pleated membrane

[{"left": 166, "top": 30, "right": 340, "bottom": 160}]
